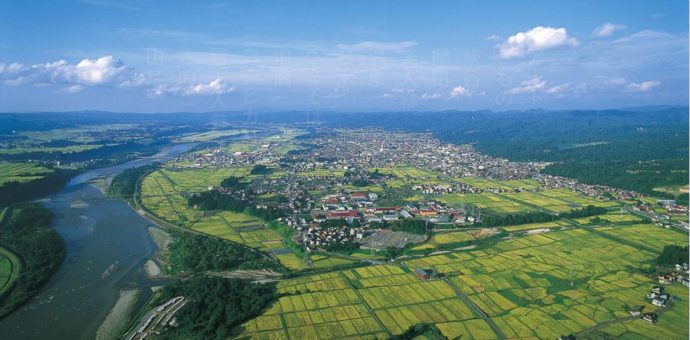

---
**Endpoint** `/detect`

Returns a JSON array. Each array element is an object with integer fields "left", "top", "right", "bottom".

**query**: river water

[
  {"left": 0, "top": 129, "right": 275, "bottom": 339},
  {"left": 0, "top": 143, "right": 194, "bottom": 339}
]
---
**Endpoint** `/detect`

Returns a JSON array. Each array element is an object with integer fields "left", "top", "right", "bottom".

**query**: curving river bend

[
  {"left": 0, "top": 143, "right": 197, "bottom": 339},
  {"left": 0, "top": 129, "right": 276, "bottom": 339}
]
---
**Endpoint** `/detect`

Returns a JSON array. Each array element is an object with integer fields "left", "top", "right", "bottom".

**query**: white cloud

[
  {"left": 1, "top": 56, "right": 136, "bottom": 90},
  {"left": 336, "top": 41, "right": 418, "bottom": 53},
  {"left": 485, "top": 34, "right": 501, "bottom": 41},
  {"left": 153, "top": 79, "right": 235, "bottom": 96},
  {"left": 420, "top": 92, "right": 442, "bottom": 99},
  {"left": 390, "top": 88, "right": 415, "bottom": 94},
  {"left": 508, "top": 77, "right": 569, "bottom": 94},
  {"left": 508, "top": 78, "right": 547, "bottom": 94},
  {"left": 592, "top": 23, "right": 626, "bottom": 37},
  {"left": 63, "top": 84, "right": 85, "bottom": 93},
  {"left": 186, "top": 79, "right": 234, "bottom": 95},
  {"left": 626, "top": 80, "right": 660, "bottom": 92},
  {"left": 71, "top": 56, "right": 127, "bottom": 85},
  {"left": 499, "top": 26, "right": 579, "bottom": 59},
  {"left": 450, "top": 85, "right": 468, "bottom": 97},
  {"left": 545, "top": 83, "right": 570, "bottom": 93},
  {"left": 0, "top": 62, "right": 23, "bottom": 74}
]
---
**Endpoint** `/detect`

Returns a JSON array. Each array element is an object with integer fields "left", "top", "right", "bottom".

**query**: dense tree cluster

[
  {"left": 543, "top": 160, "right": 688, "bottom": 202},
  {"left": 107, "top": 163, "right": 158, "bottom": 199},
  {"left": 390, "top": 219, "right": 432, "bottom": 235},
  {"left": 322, "top": 241, "right": 360, "bottom": 254},
  {"left": 562, "top": 205, "right": 609, "bottom": 218},
  {"left": 166, "top": 231, "right": 284, "bottom": 274},
  {"left": 219, "top": 176, "right": 245, "bottom": 189},
  {"left": 0, "top": 169, "right": 73, "bottom": 206},
  {"left": 480, "top": 205, "right": 608, "bottom": 227},
  {"left": 0, "top": 205, "right": 65, "bottom": 318},
  {"left": 157, "top": 277, "right": 277, "bottom": 340},
  {"left": 657, "top": 245, "right": 689, "bottom": 266},
  {"left": 246, "top": 205, "right": 288, "bottom": 221},
  {"left": 250, "top": 165, "right": 270, "bottom": 175},
  {"left": 391, "top": 323, "right": 447, "bottom": 340},
  {"left": 267, "top": 221, "right": 304, "bottom": 258},
  {"left": 188, "top": 190, "right": 249, "bottom": 212}
]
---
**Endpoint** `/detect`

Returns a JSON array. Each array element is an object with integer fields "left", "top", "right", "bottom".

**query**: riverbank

[{"left": 96, "top": 289, "right": 141, "bottom": 340}]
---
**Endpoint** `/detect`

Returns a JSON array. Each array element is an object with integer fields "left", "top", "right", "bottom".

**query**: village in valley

[
  {"left": 132, "top": 127, "right": 689, "bottom": 339},
  {"left": 164, "top": 128, "right": 688, "bottom": 251}
]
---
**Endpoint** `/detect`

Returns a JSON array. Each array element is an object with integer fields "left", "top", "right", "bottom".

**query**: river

[
  {"left": 0, "top": 143, "right": 195, "bottom": 340},
  {"left": 0, "top": 129, "right": 277, "bottom": 339}
]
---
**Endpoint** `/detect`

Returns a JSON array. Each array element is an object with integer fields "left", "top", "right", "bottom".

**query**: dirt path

[{"left": 443, "top": 278, "right": 506, "bottom": 340}]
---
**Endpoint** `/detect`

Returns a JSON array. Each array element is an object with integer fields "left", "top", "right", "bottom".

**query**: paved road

[{"left": 443, "top": 278, "right": 507, "bottom": 340}]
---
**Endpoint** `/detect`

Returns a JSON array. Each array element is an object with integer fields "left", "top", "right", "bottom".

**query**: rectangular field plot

[
  {"left": 240, "top": 223, "right": 688, "bottom": 339},
  {"left": 572, "top": 211, "right": 644, "bottom": 224},
  {"left": 500, "top": 220, "right": 572, "bottom": 232},
  {"left": 404, "top": 228, "right": 685, "bottom": 339},
  {"left": 358, "top": 280, "right": 456, "bottom": 309},
  {"left": 310, "top": 254, "right": 357, "bottom": 269},
  {"left": 438, "top": 193, "right": 534, "bottom": 213},
  {"left": 440, "top": 188, "right": 618, "bottom": 214},
  {"left": 140, "top": 168, "right": 304, "bottom": 269},
  {"left": 596, "top": 223, "right": 687, "bottom": 252},
  {"left": 456, "top": 177, "right": 542, "bottom": 191},
  {"left": 372, "top": 165, "right": 441, "bottom": 180},
  {"left": 0, "top": 162, "right": 54, "bottom": 185},
  {"left": 598, "top": 284, "right": 689, "bottom": 340}
]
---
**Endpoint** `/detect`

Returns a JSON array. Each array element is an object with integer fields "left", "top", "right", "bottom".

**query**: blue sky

[{"left": 0, "top": 0, "right": 687, "bottom": 112}]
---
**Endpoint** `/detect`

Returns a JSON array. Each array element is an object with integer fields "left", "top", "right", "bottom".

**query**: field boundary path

[
  {"left": 443, "top": 277, "right": 506, "bottom": 340},
  {"left": 582, "top": 226, "right": 658, "bottom": 254},
  {"left": 338, "top": 272, "right": 392, "bottom": 337},
  {"left": 317, "top": 250, "right": 385, "bottom": 265},
  {"left": 574, "top": 303, "right": 673, "bottom": 337}
]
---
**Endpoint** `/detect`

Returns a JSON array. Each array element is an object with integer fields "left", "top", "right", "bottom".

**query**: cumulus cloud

[
  {"left": 508, "top": 77, "right": 569, "bottom": 94},
  {"left": 336, "top": 41, "right": 418, "bottom": 53},
  {"left": 626, "top": 80, "right": 660, "bottom": 92},
  {"left": 0, "top": 62, "right": 24, "bottom": 74},
  {"left": 450, "top": 85, "right": 468, "bottom": 97},
  {"left": 70, "top": 56, "right": 128, "bottom": 84},
  {"left": 153, "top": 78, "right": 235, "bottom": 96},
  {"left": 592, "top": 23, "right": 626, "bottom": 37},
  {"left": 1, "top": 56, "right": 141, "bottom": 91},
  {"left": 499, "top": 26, "right": 579, "bottom": 59}
]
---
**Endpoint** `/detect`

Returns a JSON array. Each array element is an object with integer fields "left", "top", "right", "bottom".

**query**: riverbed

[
  {"left": 0, "top": 144, "right": 194, "bottom": 339},
  {"left": 0, "top": 130, "right": 275, "bottom": 339}
]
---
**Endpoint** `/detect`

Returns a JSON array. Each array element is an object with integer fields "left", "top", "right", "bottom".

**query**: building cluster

[
  {"left": 128, "top": 296, "right": 187, "bottom": 340},
  {"left": 292, "top": 130, "right": 540, "bottom": 180},
  {"left": 647, "top": 286, "right": 670, "bottom": 309},
  {"left": 303, "top": 225, "right": 370, "bottom": 248},
  {"left": 170, "top": 128, "right": 687, "bottom": 252},
  {"left": 657, "top": 262, "right": 689, "bottom": 286},
  {"left": 535, "top": 174, "right": 640, "bottom": 201},
  {"left": 632, "top": 199, "right": 689, "bottom": 231},
  {"left": 169, "top": 140, "right": 282, "bottom": 169}
]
